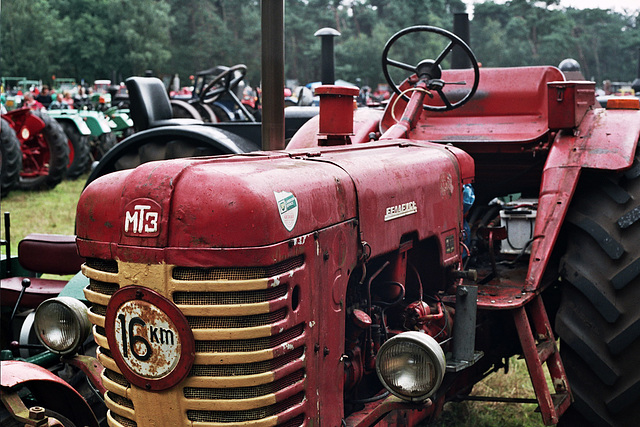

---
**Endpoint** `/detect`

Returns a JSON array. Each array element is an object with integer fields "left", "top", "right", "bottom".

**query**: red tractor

[
  {"left": 73, "top": 24, "right": 640, "bottom": 427},
  {"left": 1, "top": 107, "right": 69, "bottom": 193}
]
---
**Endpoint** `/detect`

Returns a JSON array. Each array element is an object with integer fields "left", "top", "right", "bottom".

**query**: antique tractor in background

[
  {"left": 71, "top": 20, "right": 640, "bottom": 427},
  {"left": 1, "top": 107, "right": 69, "bottom": 194}
]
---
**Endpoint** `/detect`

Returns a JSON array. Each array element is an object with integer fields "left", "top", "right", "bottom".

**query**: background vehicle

[
  {"left": 74, "top": 11, "right": 640, "bottom": 427},
  {"left": 85, "top": 74, "right": 318, "bottom": 185},
  {"left": 2, "top": 108, "right": 69, "bottom": 191},
  {"left": 45, "top": 108, "right": 93, "bottom": 179},
  {"left": 0, "top": 119, "right": 22, "bottom": 197},
  {"left": 0, "top": 214, "right": 105, "bottom": 426},
  {"left": 171, "top": 64, "right": 259, "bottom": 123}
]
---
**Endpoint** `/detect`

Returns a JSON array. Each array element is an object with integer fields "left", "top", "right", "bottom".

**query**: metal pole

[{"left": 261, "top": 0, "right": 286, "bottom": 151}]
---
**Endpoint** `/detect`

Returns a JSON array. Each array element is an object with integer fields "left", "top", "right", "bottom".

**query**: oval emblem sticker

[
  {"left": 105, "top": 286, "right": 194, "bottom": 391},
  {"left": 274, "top": 191, "right": 299, "bottom": 232}
]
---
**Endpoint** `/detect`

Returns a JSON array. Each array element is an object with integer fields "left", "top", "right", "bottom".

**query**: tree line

[{"left": 1, "top": 0, "right": 638, "bottom": 91}]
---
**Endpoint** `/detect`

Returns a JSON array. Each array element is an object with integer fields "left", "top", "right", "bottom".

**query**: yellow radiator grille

[
  {"left": 173, "top": 285, "right": 287, "bottom": 305},
  {"left": 195, "top": 324, "right": 304, "bottom": 353},
  {"left": 107, "top": 391, "right": 134, "bottom": 410},
  {"left": 111, "top": 412, "right": 137, "bottom": 427},
  {"left": 189, "top": 347, "right": 304, "bottom": 377},
  {"left": 187, "top": 308, "right": 286, "bottom": 329},
  {"left": 88, "top": 279, "right": 119, "bottom": 296},
  {"left": 172, "top": 256, "right": 303, "bottom": 281},
  {"left": 184, "top": 370, "right": 304, "bottom": 400},
  {"left": 186, "top": 393, "right": 305, "bottom": 423},
  {"left": 86, "top": 257, "right": 118, "bottom": 273},
  {"left": 83, "top": 256, "right": 307, "bottom": 426}
]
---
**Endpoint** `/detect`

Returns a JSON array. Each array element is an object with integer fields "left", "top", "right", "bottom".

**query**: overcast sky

[{"left": 463, "top": 0, "right": 640, "bottom": 15}]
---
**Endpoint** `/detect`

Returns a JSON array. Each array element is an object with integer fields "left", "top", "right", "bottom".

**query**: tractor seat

[
  {"left": 126, "top": 76, "right": 203, "bottom": 131},
  {"left": 1, "top": 234, "right": 85, "bottom": 309}
]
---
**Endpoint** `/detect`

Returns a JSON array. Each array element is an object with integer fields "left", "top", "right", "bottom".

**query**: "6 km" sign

[{"left": 105, "top": 286, "right": 194, "bottom": 391}]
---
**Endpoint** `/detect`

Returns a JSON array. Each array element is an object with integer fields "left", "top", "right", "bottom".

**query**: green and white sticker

[{"left": 275, "top": 191, "right": 299, "bottom": 232}]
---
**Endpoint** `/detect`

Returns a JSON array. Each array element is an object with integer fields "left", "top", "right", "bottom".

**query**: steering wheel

[
  {"left": 382, "top": 26, "right": 479, "bottom": 111},
  {"left": 200, "top": 64, "right": 247, "bottom": 104}
]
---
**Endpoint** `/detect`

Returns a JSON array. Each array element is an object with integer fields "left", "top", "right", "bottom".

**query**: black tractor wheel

[
  {"left": 557, "top": 152, "right": 640, "bottom": 426},
  {"left": 91, "top": 132, "right": 116, "bottom": 161},
  {"left": 59, "top": 121, "right": 91, "bottom": 179},
  {"left": 18, "top": 110, "right": 69, "bottom": 191},
  {"left": 1, "top": 118, "right": 22, "bottom": 198}
]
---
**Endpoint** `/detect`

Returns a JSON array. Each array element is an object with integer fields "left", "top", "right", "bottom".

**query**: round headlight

[
  {"left": 376, "top": 331, "right": 446, "bottom": 402},
  {"left": 34, "top": 297, "right": 91, "bottom": 355}
]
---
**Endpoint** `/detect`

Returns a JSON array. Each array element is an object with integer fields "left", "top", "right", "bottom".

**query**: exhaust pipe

[
  {"left": 452, "top": 13, "right": 471, "bottom": 69},
  {"left": 315, "top": 28, "right": 341, "bottom": 85}
]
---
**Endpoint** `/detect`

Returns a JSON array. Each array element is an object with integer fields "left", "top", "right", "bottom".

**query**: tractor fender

[
  {"left": 78, "top": 111, "right": 112, "bottom": 136},
  {"left": 108, "top": 111, "right": 134, "bottom": 131},
  {"left": 0, "top": 360, "right": 99, "bottom": 427},
  {"left": 526, "top": 107, "right": 640, "bottom": 291},
  {"left": 45, "top": 111, "right": 92, "bottom": 136},
  {"left": 86, "top": 124, "right": 261, "bottom": 185},
  {"left": 3, "top": 108, "right": 45, "bottom": 142}
]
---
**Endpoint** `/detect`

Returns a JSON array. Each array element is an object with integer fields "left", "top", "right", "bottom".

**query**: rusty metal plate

[{"left": 105, "top": 286, "right": 195, "bottom": 391}]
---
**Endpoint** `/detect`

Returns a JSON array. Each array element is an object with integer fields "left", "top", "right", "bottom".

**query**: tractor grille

[{"left": 83, "top": 256, "right": 307, "bottom": 427}]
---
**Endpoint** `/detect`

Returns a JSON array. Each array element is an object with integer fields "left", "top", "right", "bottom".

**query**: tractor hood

[{"left": 76, "top": 141, "right": 473, "bottom": 266}]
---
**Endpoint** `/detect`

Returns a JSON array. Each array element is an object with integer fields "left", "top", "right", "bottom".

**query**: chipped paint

[
  {"left": 309, "top": 321, "right": 316, "bottom": 328},
  {"left": 271, "top": 277, "right": 281, "bottom": 288}
]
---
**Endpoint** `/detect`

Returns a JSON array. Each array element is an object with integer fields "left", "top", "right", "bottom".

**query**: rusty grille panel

[
  {"left": 187, "top": 308, "right": 286, "bottom": 329},
  {"left": 86, "top": 257, "right": 118, "bottom": 273},
  {"left": 88, "top": 279, "right": 119, "bottom": 295},
  {"left": 187, "top": 393, "right": 305, "bottom": 423},
  {"left": 189, "top": 347, "right": 304, "bottom": 377},
  {"left": 107, "top": 391, "right": 134, "bottom": 409},
  {"left": 111, "top": 412, "right": 137, "bottom": 427},
  {"left": 90, "top": 304, "right": 107, "bottom": 317},
  {"left": 184, "top": 370, "right": 304, "bottom": 400},
  {"left": 172, "top": 256, "right": 303, "bottom": 281},
  {"left": 100, "top": 347, "right": 112, "bottom": 359},
  {"left": 83, "top": 257, "right": 308, "bottom": 424},
  {"left": 105, "top": 368, "right": 130, "bottom": 388},
  {"left": 173, "top": 284, "right": 287, "bottom": 305},
  {"left": 196, "top": 324, "right": 304, "bottom": 353}
]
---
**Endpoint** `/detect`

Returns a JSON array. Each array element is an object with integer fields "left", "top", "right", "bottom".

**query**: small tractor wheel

[
  {"left": 1, "top": 118, "right": 22, "bottom": 198},
  {"left": 18, "top": 110, "right": 69, "bottom": 191},
  {"left": 59, "top": 121, "right": 91, "bottom": 179},
  {"left": 557, "top": 152, "right": 640, "bottom": 426}
]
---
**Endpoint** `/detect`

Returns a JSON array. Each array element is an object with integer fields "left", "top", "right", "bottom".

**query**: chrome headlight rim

[
  {"left": 34, "top": 297, "right": 91, "bottom": 356},
  {"left": 375, "top": 331, "right": 446, "bottom": 402}
]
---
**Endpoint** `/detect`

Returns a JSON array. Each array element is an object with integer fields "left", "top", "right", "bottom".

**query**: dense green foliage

[{"left": 1, "top": 0, "right": 638, "bottom": 89}]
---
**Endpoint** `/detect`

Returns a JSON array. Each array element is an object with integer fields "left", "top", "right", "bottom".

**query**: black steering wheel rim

[
  {"left": 200, "top": 64, "right": 248, "bottom": 104},
  {"left": 381, "top": 25, "right": 480, "bottom": 112}
]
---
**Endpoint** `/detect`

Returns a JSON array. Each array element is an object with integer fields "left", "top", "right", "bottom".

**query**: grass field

[{"left": 0, "top": 173, "right": 547, "bottom": 426}]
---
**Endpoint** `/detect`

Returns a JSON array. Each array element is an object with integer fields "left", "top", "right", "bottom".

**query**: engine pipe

[
  {"left": 315, "top": 27, "right": 341, "bottom": 85},
  {"left": 451, "top": 284, "right": 479, "bottom": 369}
]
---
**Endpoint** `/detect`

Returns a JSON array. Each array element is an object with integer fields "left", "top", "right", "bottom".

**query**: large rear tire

[
  {"left": 557, "top": 152, "right": 640, "bottom": 426},
  {"left": 1, "top": 118, "right": 22, "bottom": 197},
  {"left": 18, "top": 110, "right": 69, "bottom": 191},
  {"left": 59, "top": 121, "right": 91, "bottom": 179}
]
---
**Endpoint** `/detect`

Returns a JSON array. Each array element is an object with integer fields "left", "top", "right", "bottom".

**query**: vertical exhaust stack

[
  {"left": 315, "top": 28, "right": 341, "bottom": 85},
  {"left": 452, "top": 13, "right": 471, "bottom": 69},
  {"left": 632, "top": 47, "right": 640, "bottom": 94},
  {"left": 261, "top": 0, "right": 285, "bottom": 151}
]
